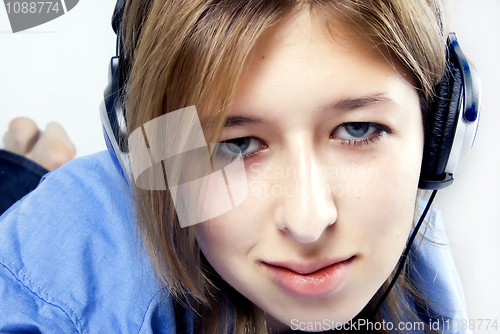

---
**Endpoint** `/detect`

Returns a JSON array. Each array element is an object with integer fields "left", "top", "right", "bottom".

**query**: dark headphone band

[
  {"left": 102, "top": 0, "right": 127, "bottom": 154},
  {"left": 112, "top": 0, "right": 125, "bottom": 40}
]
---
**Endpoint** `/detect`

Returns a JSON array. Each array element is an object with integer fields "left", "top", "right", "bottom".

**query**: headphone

[
  {"left": 100, "top": 0, "right": 481, "bottom": 190},
  {"left": 419, "top": 33, "right": 481, "bottom": 189}
]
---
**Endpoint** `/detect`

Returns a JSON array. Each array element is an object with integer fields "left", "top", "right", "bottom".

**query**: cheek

[
  {"left": 196, "top": 221, "right": 239, "bottom": 283},
  {"left": 337, "top": 169, "right": 417, "bottom": 250},
  {"left": 332, "top": 118, "right": 423, "bottom": 259},
  {"left": 196, "top": 218, "right": 242, "bottom": 260},
  {"left": 195, "top": 194, "right": 266, "bottom": 268}
]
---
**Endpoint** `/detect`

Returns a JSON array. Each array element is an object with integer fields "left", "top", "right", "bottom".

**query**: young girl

[{"left": 0, "top": 0, "right": 474, "bottom": 333}]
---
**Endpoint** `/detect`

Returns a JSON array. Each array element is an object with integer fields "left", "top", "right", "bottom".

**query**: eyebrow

[
  {"left": 321, "top": 93, "right": 394, "bottom": 113},
  {"left": 223, "top": 93, "right": 394, "bottom": 128},
  {"left": 224, "top": 115, "right": 266, "bottom": 127}
]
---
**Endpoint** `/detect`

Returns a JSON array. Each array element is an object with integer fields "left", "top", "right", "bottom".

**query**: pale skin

[{"left": 195, "top": 11, "right": 424, "bottom": 333}]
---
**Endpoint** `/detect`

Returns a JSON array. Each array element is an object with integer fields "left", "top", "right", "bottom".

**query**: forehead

[
  {"left": 249, "top": 10, "right": 412, "bottom": 77},
  {"left": 230, "top": 10, "right": 416, "bottom": 117}
]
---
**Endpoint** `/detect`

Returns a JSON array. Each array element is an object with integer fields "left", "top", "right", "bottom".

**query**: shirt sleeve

[{"left": 0, "top": 151, "right": 180, "bottom": 334}]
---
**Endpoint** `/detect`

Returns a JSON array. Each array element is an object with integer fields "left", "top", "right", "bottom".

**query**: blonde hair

[{"left": 122, "top": 0, "right": 448, "bottom": 333}]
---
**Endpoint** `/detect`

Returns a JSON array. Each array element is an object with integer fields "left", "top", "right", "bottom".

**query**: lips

[{"left": 263, "top": 256, "right": 354, "bottom": 298}]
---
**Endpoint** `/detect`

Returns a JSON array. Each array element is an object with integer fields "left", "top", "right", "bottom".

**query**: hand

[{"left": 3, "top": 117, "right": 76, "bottom": 171}]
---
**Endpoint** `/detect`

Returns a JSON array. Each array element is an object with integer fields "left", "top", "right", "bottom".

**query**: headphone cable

[{"left": 369, "top": 189, "right": 438, "bottom": 320}]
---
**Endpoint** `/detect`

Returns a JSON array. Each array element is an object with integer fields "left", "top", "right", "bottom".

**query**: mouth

[{"left": 262, "top": 256, "right": 355, "bottom": 298}]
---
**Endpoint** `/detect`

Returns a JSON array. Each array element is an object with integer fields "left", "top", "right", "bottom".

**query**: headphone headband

[{"left": 112, "top": 0, "right": 125, "bottom": 36}]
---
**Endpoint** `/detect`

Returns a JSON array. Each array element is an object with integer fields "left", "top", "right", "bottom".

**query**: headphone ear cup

[{"left": 420, "top": 62, "right": 462, "bottom": 186}]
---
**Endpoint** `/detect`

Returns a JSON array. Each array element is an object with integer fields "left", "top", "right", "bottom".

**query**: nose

[{"left": 273, "top": 144, "right": 337, "bottom": 243}]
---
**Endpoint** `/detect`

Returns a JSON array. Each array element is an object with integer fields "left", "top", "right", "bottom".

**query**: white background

[{"left": 0, "top": 1, "right": 499, "bottom": 332}]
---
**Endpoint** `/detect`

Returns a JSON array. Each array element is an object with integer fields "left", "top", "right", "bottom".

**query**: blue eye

[
  {"left": 340, "top": 123, "right": 374, "bottom": 138},
  {"left": 331, "top": 122, "right": 390, "bottom": 146},
  {"left": 214, "top": 137, "right": 266, "bottom": 160},
  {"left": 221, "top": 137, "right": 251, "bottom": 154}
]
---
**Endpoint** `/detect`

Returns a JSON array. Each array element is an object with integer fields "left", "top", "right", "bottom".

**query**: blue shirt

[
  {"left": 0, "top": 151, "right": 469, "bottom": 333},
  {"left": 0, "top": 151, "right": 179, "bottom": 333}
]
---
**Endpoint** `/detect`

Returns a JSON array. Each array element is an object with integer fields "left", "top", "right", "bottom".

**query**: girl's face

[{"left": 195, "top": 11, "right": 423, "bottom": 332}]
